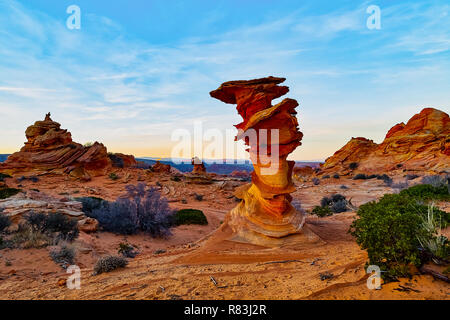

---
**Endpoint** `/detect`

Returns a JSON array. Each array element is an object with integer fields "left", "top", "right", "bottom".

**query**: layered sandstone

[
  {"left": 191, "top": 157, "right": 207, "bottom": 174},
  {"left": 210, "top": 76, "right": 305, "bottom": 243},
  {"left": 321, "top": 108, "right": 449, "bottom": 175},
  {"left": 0, "top": 113, "right": 136, "bottom": 178},
  {"left": 0, "top": 113, "right": 111, "bottom": 176}
]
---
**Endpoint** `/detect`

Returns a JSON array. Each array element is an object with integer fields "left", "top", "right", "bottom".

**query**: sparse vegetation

[
  {"left": 171, "top": 176, "right": 182, "bottom": 182},
  {"left": 194, "top": 193, "right": 204, "bottom": 201},
  {"left": 376, "top": 174, "right": 393, "bottom": 186},
  {"left": 312, "top": 178, "right": 320, "bottom": 185},
  {"left": 350, "top": 193, "right": 448, "bottom": 281},
  {"left": 333, "top": 174, "right": 340, "bottom": 179},
  {"left": 353, "top": 173, "right": 368, "bottom": 180},
  {"left": 405, "top": 174, "right": 419, "bottom": 180},
  {"left": 312, "top": 194, "right": 349, "bottom": 217},
  {"left": 93, "top": 255, "right": 128, "bottom": 275},
  {"left": 0, "top": 187, "right": 21, "bottom": 199},
  {"left": 10, "top": 224, "right": 52, "bottom": 249},
  {"left": 322, "top": 175, "right": 330, "bottom": 179},
  {"left": 399, "top": 183, "right": 449, "bottom": 202},
  {"left": 88, "top": 183, "right": 174, "bottom": 237},
  {"left": 312, "top": 205, "right": 332, "bottom": 217},
  {"left": 0, "top": 212, "right": 11, "bottom": 233},
  {"left": 23, "top": 212, "right": 79, "bottom": 242},
  {"left": 50, "top": 243, "right": 76, "bottom": 268},
  {"left": 109, "top": 173, "right": 119, "bottom": 181},
  {"left": 349, "top": 162, "right": 358, "bottom": 170},
  {"left": 417, "top": 205, "right": 449, "bottom": 264},
  {"left": 118, "top": 242, "right": 139, "bottom": 258},
  {"left": 0, "top": 173, "right": 12, "bottom": 181},
  {"left": 421, "top": 175, "right": 448, "bottom": 188},
  {"left": 173, "top": 209, "right": 208, "bottom": 226},
  {"left": 83, "top": 142, "right": 93, "bottom": 147},
  {"left": 75, "top": 196, "right": 106, "bottom": 214}
]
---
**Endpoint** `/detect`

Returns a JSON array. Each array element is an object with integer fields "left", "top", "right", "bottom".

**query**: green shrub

[
  {"left": 322, "top": 175, "right": 330, "bottom": 179},
  {"left": 0, "top": 188, "right": 21, "bottom": 199},
  {"left": 399, "top": 184, "right": 449, "bottom": 202},
  {"left": 118, "top": 242, "right": 138, "bottom": 258},
  {"left": 318, "top": 194, "right": 349, "bottom": 214},
  {"left": 173, "top": 209, "right": 208, "bottom": 226},
  {"left": 312, "top": 205, "right": 332, "bottom": 217},
  {"left": 109, "top": 173, "right": 119, "bottom": 181},
  {"left": 349, "top": 193, "right": 446, "bottom": 281},
  {"left": 353, "top": 173, "right": 368, "bottom": 180},
  {"left": 93, "top": 255, "right": 128, "bottom": 275},
  {"left": 417, "top": 205, "right": 449, "bottom": 263},
  {"left": 333, "top": 174, "right": 340, "bottom": 179}
]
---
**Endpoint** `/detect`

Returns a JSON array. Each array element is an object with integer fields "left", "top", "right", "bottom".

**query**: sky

[{"left": 0, "top": 0, "right": 449, "bottom": 161}]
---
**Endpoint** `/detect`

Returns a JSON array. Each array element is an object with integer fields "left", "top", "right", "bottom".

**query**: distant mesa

[
  {"left": 320, "top": 108, "right": 450, "bottom": 175},
  {"left": 0, "top": 113, "right": 136, "bottom": 179}
]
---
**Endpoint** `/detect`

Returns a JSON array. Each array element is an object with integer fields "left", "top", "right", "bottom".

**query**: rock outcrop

[
  {"left": 151, "top": 161, "right": 172, "bottom": 173},
  {"left": 321, "top": 108, "right": 449, "bottom": 175},
  {"left": 210, "top": 76, "right": 305, "bottom": 244},
  {"left": 0, "top": 192, "right": 85, "bottom": 224},
  {"left": 191, "top": 157, "right": 207, "bottom": 174},
  {"left": 0, "top": 113, "right": 111, "bottom": 176},
  {"left": 0, "top": 113, "right": 137, "bottom": 178}
]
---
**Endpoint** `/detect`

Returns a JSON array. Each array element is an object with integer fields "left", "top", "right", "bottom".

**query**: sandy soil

[{"left": 0, "top": 170, "right": 448, "bottom": 300}]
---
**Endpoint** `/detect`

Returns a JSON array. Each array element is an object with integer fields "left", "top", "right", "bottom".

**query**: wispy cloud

[{"left": 0, "top": 0, "right": 448, "bottom": 159}]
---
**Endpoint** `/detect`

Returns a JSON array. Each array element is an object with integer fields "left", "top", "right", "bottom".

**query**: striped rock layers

[{"left": 210, "top": 76, "right": 305, "bottom": 242}]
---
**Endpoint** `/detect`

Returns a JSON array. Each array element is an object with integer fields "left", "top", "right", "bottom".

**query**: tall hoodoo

[{"left": 210, "top": 76, "right": 305, "bottom": 242}]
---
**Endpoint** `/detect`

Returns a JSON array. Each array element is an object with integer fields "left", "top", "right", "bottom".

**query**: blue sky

[{"left": 0, "top": 0, "right": 449, "bottom": 160}]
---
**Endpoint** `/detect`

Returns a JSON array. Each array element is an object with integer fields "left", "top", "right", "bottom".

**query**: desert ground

[{"left": 0, "top": 169, "right": 448, "bottom": 300}]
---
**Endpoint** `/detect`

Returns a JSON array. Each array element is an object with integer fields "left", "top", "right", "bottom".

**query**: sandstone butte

[
  {"left": 320, "top": 108, "right": 450, "bottom": 175},
  {"left": 191, "top": 156, "right": 207, "bottom": 174},
  {"left": 210, "top": 76, "right": 306, "bottom": 245},
  {"left": 0, "top": 113, "right": 136, "bottom": 179}
]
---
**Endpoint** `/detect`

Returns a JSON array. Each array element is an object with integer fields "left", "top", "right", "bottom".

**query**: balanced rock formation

[
  {"left": 321, "top": 108, "right": 449, "bottom": 174},
  {"left": 0, "top": 113, "right": 111, "bottom": 176},
  {"left": 191, "top": 157, "right": 207, "bottom": 174},
  {"left": 210, "top": 76, "right": 305, "bottom": 244}
]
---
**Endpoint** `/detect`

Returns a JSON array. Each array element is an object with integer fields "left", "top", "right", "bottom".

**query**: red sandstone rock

[
  {"left": 210, "top": 76, "right": 305, "bottom": 243},
  {"left": 321, "top": 108, "right": 449, "bottom": 174},
  {"left": 0, "top": 113, "right": 111, "bottom": 175},
  {"left": 151, "top": 161, "right": 171, "bottom": 173},
  {"left": 191, "top": 157, "right": 207, "bottom": 174}
]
